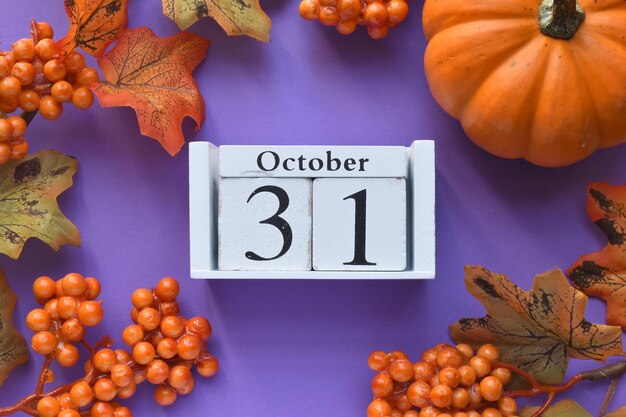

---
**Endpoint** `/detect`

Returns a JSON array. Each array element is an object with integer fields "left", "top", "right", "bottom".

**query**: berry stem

[
  {"left": 599, "top": 375, "right": 621, "bottom": 417},
  {"left": 35, "top": 355, "right": 53, "bottom": 395}
]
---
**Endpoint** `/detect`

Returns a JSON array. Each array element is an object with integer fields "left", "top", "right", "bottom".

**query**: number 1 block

[
  {"left": 312, "top": 178, "right": 407, "bottom": 271},
  {"left": 218, "top": 178, "right": 312, "bottom": 271}
]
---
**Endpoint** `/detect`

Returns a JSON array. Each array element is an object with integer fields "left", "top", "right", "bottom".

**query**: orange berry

[
  {"left": 26, "top": 308, "right": 51, "bottom": 332},
  {"left": 61, "top": 318, "right": 85, "bottom": 341},
  {"left": 0, "top": 76, "right": 22, "bottom": 100},
  {"left": 57, "top": 296, "right": 78, "bottom": 319},
  {"left": 367, "top": 399, "right": 392, "bottom": 417},
  {"left": 477, "top": 344, "right": 500, "bottom": 362},
  {"left": 19, "top": 90, "right": 41, "bottom": 112},
  {"left": 469, "top": 355, "right": 492, "bottom": 377},
  {"left": 389, "top": 358, "right": 413, "bottom": 382},
  {"left": 146, "top": 359, "right": 170, "bottom": 384},
  {"left": 430, "top": 384, "right": 453, "bottom": 408},
  {"left": 491, "top": 367, "right": 512, "bottom": 386},
  {"left": 78, "top": 300, "right": 103, "bottom": 326},
  {"left": 61, "top": 272, "right": 87, "bottom": 296},
  {"left": 85, "top": 277, "right": 101, "bottom": 299},
  {"left": 12, "top": 38, "right": 35, "bottom": 61},
  {"left": 94, "top": 348, "right": 117, "bottom": 372},
  {"left": 37, "top": 396, "right": 61, "bottom": 417},
  {"left": 167, "top": 365, "right": 193, "bottom": 390},
  {"left": 319, "top": 6, "right": 340, "bottom": 26},
  {"left": 186, "top": 316, "right": 212, "bottom": 339},
  {"left": 154, "top": 385, "right": 177, "bottom": 406},
  {"left": 69, "top": 381, "right": 94, "bottom": 407},
  {"left": 76, "top": 67, "right": 100, "bottom": 86},
  {"left": 137, "top": 307, "right": 160, "bottom": 331},
  {"left": 11, "top": 62, "right": 35, "bottom": 85},
  {"left": 72, "top": 86, "right": 94, "bottom": 109},
  {"left": 482, "top": 408, "right": 502, "bottom": 417},
  {"left": 35, "top": 38, "right": 59, "bottom": 61},
  {"left": 132, "top": 341, "right": 155, "bottom": 365},
  {"left": 407, "top": 380, "right": 430, "bottom": 408},
  {"left": 459, "top": 365, "right": 477, "bottom": 387},
  {"left": 413, "top": 361, "right": 435, "bottom": 382},
  {"left": 371, "top": 372, "right": 393, "bottom": 398},
  {"left": 368, "top": 24, "right": 389, "bottom": 39},
  {"left": 10, "top": 138, "right": 28, "bottom": 160},
  {"left": 0, "top": 120, "right": 13, "bottom": 142},
  {"left": 437, "top": 346, "right": 464, "bottom": 369},
  {"left": 35, "top": 22, "right": 54, "bottom": 40},
  {"left": 90, "top": 401, "right": 114, "bottom": 417},
  {"left": 156, "top": 277, "right": 179, "bottom": 302},
  {"left": 196, "top": 354, "right": 219, "bottom": 378},
  {"left": 388, "top": 0, "right": 409, "bottom": 26},
  {"left": 439, "top": 367, "right": 461, "bottom": 388},
  {"left": 299, "top": 0, "right": 320, "bottom": 20},
  {"left": 479, "top": 376, "right": 503, "bottom": 402},
  {"left": 498, "top": 397, "right": 517, "bottom": 416},
  {"left": 160, "top": 315, "right": 185, "bottom": 338},
  {"left": 365, "top": 2, "right": 389, "bottom": 27},
  {"left": 0, "top": 143, "right": 11, "bottom": 164},
  {"left": 131, "top": 288, "right": 153, "bottom": 309},
  {"left": 455, "top": 344, "right": 474, "bottom": 361},
  {"left": 337, "top": 0, "right": 361, "bottom": 19},
  {"left": 94, "top": 378, "right": 117, "bottom": 401},
  {"left": 8, "top": 123, "right": 28, "bottom": 143},
  {"left": 52, "top": 80, "right": 74, "bottom": 103},
  {"left": 451, "top": 387, "right": 471, "bottom": 409},
  {"left": 156, "top": 337, "right": 178, "bottom": 359},
  {"left": 178, "top": 334, "right": 202, "bottom": 360},
  {"left": 337, "top": 19, "right": 358, "bottom": 35},
  {"left": 55, "top": 343, "right": 80, "bottom": 367},
  {"left": 65, "top": 51, "right": 86, "bottom": 74},
  {"left": 39, "top": 96, "right": 63, "bottom": 120},
  {"left": 43, "top": 59, "right": 67, "bottom": 82},
  {"left": 122, "top": 324, "right": 144, "bottom": 346},
  {"left": 0, "top": 56, "right": 10, "bottom": 77},
  {"left": 33, "top": 276, "right": 56, "bottom": 300}
]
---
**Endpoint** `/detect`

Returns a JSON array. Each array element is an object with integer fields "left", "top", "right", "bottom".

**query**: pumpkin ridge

[
  {"left": 425, "top": 20, "right": 537, "bottom": 117},
  {"left": 527, "top": 42, "right": 596, "bottom": 165},
  {"left": 461, "top": 37, "right": 551, "bottom": 160}
]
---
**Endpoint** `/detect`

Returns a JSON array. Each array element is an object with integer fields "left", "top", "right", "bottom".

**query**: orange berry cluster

[
  {"left": 299, "top": 0, "right": 409, "bottom": 39},
  {"left": 0, "top": 21, "right": 98, "bottom": 165},
  {"left": 26, "top": 276, "right": 218, "bottom": 417},
  {"left": 367, "top": 344, "right": 518, "bottom": 417},
  {"left": 123, "top": 278, "right": 218, "bottom": 406},
  {"left": 29, "top": 273, "right": 103, "bottom": 368}
]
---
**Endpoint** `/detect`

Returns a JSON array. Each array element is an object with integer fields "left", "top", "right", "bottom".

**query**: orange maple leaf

[
  {"left": 59, "top": 0, "right": 128, "bottom": 57},
  {"left": 91, "top": 27, "right": 209, "bottom": 156},
  {"left": 568, "top": 183, "right": 626, "bottom": 329}
]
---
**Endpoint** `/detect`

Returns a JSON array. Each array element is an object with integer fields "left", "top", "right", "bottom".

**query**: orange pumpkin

[{"left": 423, "top": 0, "right": 626, "bottom": 167}]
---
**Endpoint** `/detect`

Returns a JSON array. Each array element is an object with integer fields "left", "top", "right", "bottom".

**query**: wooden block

[
  {"left": 219, "top": 145, "right": 408, "bottom": 178},
  {"left": 312, "top": 178, "right": 407, "bottom": 271},
  {"left": 218, "top": 178, "right": 312, "bottom": 271}
]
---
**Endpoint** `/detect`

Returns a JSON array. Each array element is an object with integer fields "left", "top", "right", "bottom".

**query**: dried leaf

[
  {"left": 568, "top": 183, "right": 626, "bottom": 328},
  {"left": 92, "top": 27, "right": 209, "bottom": 156},
  {"left": 0, "top": 150, "right": 80, "bottom": 259},
  {"left": 450, "top": 266, "right": 623, "bottom": 385},
  {"left": 60, "top": 0, "right": 128, "bottom": 57},
  {"left": 162, "top": 0, "right": 271, "bottom": 42},
  {"left": 606, "top": 407, "right": 626, "bottom": 417},
  {"left": 0, "top": 269, "right": 29, "bottom": 386},
  {"left": 519, "top": 400, "right": 592, "bottom": 417}
]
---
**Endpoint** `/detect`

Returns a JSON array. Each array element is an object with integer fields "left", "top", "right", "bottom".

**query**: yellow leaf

[
  {"left": 0, "top": 150, "right": 80, "bottom": 259},
  {"left": 520, "top": 400, "right": 592, "bottom": 417},
  {"left": 0, "top": 269, "right": 28, "bottom": 386},
  {"left": 450, "top": 266, "right": 623, "bottom": 385},
  {"left": 162, "top": 0, "right": 271, "bottom": 42}
]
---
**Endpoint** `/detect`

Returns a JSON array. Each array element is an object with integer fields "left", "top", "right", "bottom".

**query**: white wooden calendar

[{"left": 189, "top": 141, "right": 435, "bottom": 279}]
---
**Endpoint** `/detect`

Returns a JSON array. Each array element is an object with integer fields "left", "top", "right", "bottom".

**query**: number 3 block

[
  {"left": 218, "top": 178, "right": 312, "bottom": 271},
  {"left": 312, "top": 178, "right": 407, "bottom": 271}
]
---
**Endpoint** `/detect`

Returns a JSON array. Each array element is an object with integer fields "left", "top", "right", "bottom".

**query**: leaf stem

[{"left": 599, "top": 375, "right": 621, "bottom": 417}]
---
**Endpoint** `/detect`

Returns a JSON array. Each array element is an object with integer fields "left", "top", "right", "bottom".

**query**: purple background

[{"left": 1, "top": 1, "right": 625, "bottom": 416}]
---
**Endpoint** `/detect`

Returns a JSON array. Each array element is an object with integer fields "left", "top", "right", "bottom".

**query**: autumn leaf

[
  {"left": 568, "top": 183, "right": 626, "bottom": 329},
  {"left": 450, "top": 266, "right": 623, "bottom": 385},
  {"left": 92, "top": 27, "right": 209, "bottom": 156},
  {"left": 606, "top": 407, "right": 626, "bottom": 417},
  {"left": 162, "top": 0, "right": 271, "bottom": 42},
  {"left": 59, "top": 0, "right": 128, "bottom": 57},
  {"left": 519, "top": 400, "right": 592, "bottom": 417},
  {"left": 0, "top": 150, "right": 80, "bottom": 259},
  {"left": 0, "top": 269, "right": 29, "bottom": 386}
]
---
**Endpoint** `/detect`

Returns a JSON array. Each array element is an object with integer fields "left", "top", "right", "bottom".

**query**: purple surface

[{"left": 1, "top": 1, "right": 625, "bottom": 416}]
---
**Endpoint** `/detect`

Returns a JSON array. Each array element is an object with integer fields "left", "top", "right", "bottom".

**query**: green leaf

[
  {"left": 0, "top": 269, "right": 28, "bottom": 386},
  {"left": 162, "top": 0, "right": 271, "bottom": 42},
  {"left": 450, "top": 266, "right": 623, "bottom": 385},
  {"left": 520, "top": 400, "right": 592, "bottom": 417},
  {"left": 0, "top": 150, "right": 80, "bottom": 259}
]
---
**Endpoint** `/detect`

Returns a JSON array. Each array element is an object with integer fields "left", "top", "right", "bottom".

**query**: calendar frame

[{"left": 189, "top": 140, "right": 435, "bottom": 279}]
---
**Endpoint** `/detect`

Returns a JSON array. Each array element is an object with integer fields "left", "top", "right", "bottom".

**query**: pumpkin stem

[{"left": 539, "top": 0, "right": 585, "bottom": 40}]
